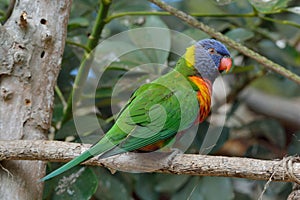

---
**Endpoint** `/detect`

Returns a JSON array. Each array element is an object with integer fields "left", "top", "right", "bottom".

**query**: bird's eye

[{"left": 208, "top": 48, "right": 217, "bottom": 54}]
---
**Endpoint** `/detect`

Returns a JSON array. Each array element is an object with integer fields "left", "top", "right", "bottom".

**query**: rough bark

[
  {"left": 0, "top": 1, "right": 71, "bottom": 199},
  {"left": 0, "top": 140, "right": 299, "bottom": 184},
  {"left": 288, "top": 184, "right": 300, "bottom": 200}
]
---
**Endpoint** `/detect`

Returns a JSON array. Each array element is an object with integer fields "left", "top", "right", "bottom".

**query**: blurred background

[{"left": 1, "top": 0, "right": 299, "bottom": 199}]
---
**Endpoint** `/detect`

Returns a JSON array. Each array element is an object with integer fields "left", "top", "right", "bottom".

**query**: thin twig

[
  {"left": 66, "top": 40, "right": 91, "bottom": 52},
  {"left": 104, "top": 11, "right": 257, "bottom": 23},
  {"left": 55, "top": 85, "right": 67, "bottom": 108},
  {"left": 260, "top": 16, "right": 300, "bottom": 29}
]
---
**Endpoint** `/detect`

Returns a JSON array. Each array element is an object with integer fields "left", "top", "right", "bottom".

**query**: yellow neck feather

[{"left": 184, "top": 45, "right": 195, "bottom": 67}]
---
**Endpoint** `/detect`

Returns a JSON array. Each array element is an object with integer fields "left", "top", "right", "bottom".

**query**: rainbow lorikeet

[{"left": 41, "top": 39, "right": 232, "bottom": 181}]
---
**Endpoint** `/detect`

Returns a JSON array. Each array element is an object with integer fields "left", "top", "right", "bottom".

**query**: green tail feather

[
  {"left": 40, "top": 149, "right": 93, "bottom": 182},
  {"left": 40, "top": 138, "right": 115, "bottom": 182}
]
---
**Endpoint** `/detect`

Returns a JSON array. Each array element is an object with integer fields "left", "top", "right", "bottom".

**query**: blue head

[{"left": 194, "top": 39, "right": 232, "bottom": 82}]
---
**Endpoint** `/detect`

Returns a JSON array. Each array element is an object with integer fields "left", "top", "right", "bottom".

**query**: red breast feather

[{"left": 188, "top": 76, "right": 212, "bottom": 123}]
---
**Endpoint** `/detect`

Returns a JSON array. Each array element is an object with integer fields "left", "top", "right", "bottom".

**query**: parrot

[{"left": 41, "top": 39, "right": 232, "bottom": 181}]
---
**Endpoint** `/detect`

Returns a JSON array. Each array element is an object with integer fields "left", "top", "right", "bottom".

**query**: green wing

[
  {"left": 101, "top": 83, "right": 179, "bottom": 156},
  {"left": 101, "top": 71, "right": 199, "bottom": 157}
]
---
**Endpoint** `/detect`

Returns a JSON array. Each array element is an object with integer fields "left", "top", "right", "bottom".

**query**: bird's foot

[{"left": 166, "top": 148, "right": 183, "bottom": 166}]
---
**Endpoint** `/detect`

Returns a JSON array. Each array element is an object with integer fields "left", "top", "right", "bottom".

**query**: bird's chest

[{"left": 188, "top": 76, "right": 212, "bottom": 123}]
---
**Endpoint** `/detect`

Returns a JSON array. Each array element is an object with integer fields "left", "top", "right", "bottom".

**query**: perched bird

[{"left": 41, "top": 39, "right": 232, "bottom": 181}]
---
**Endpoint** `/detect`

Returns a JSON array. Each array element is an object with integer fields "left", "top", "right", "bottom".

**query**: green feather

[{"left": 40, "top": 136, "right": 116, "bottom": 181}]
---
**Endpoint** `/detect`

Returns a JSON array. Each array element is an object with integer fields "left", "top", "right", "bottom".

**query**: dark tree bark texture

[{"left": 0, "top": 1, "right": 71, "bottom": 199}]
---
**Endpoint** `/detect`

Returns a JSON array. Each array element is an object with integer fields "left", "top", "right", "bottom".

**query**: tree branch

[
  {"left": 288, "top": 184, "right": 300, "bottom": 200},
  {"left": 241, "top": 88, "right": 300, "bottom": 129},
  {"left": 0, "top": 140, "right": 299, "bottom": 184},
  {"left": 147, "top": 0, "right": 300, "bottom": 85}
]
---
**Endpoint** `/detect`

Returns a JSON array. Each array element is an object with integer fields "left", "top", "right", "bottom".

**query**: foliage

[{"left": 2, "top": 0, "right": 299, "bottom": 199}]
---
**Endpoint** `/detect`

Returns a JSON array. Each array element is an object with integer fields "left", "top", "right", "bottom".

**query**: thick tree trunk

[{"left": 0, "top": 1, "right": 71, "bottom": 199}]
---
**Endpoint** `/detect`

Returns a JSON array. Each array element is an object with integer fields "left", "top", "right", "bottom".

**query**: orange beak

[{"left": 219, "top": 57, "right": 232, "bottom": 73}]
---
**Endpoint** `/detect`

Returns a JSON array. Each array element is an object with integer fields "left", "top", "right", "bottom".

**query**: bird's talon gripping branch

[{"left": 165, "top": 148, "right": 183, "bottom": 166}]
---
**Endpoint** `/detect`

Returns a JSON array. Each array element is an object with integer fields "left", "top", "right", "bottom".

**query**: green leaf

[
  {"left": 44, "top": 166, "right": 98, "bottom": 200},
  {"left": 135, "top": 174, "right": 160, "bottom": 200},
  {"left": 257, "top": 39, "right": 300, "bottom": 68},
  {"left": 272, "top": 0, "right": 292, "bottom": 11},
  {"left": 186, "top": 0, "right": 223, "bottom": 14},
  {"left": 209, "top": 126, "right": 230, "bottom": 154},
  {"left": 182, "top": 29, "right": 209, "bottom": 41},
  {"left": 200, "top": 177, "right": 234, "bottom": 200},
  {"left": 248, "top": 0, "right": 291, "bottom": 12},
  {"left": 55, "top": 115, "right": 100, "bottom": 140},
  {"left": 173, "top": 176, "right": 234, "bottom": 200},
  {"left": 244, "top": 119, "right": 286, "bottom": 148},
  {"left": 251, "top": 75, "right": 300, "bottom": 97},
  {"left": 93, "top": 39, "right": 151, "bottom": 73},
  {"left": 52, "top": 103, "right": 64, "bottom": 124},
  {"left": 254, "top": 181, "right": 292, "bottom": 199},
  {"left": 226, "top": 28, "right": 254, "bottom": 42},
  {"left": 154, "top": 174, "right": 190, "bottom": 193},
  {"left": 69, "top": 0, "right": 98, "bottom": 18},
  {"left": 129, "top": 16, "right": 171, "bottom": 64},
  {"left": 246, "top": 144, "right": 273, "bottom": 159},
  {"left": 233, "top": 192, "right": 252, "bottom": 200},
  {"left": 230, "top": 65, "right": 255, "bottom": 74},
  {"left": 286, "top": 6, "right": 300, "bottom": 15},
  {"left": 191, "top": 122, "right": 230, "bottom": 155},
  {"left": 214, "top": 0, "right": 234, "bottom": 6},
  {"left": 288, "top": 131, "right": 300, "bottom": 155},
  {"left": 93, "top": 87, "right": 113, "bottom": 99},
  {"left": 55, "top": 119, "right": 77, "bottom": 140},
  {"left": 171, "top": 177, "right": 204, "bottom": 200},
  {"left": 57, "top": 44, "right": 81, "bottom": 95},
  {"left": 112, "top": 0, "right": 153, "bottom": 12},
  {"left": 68, "top": 17, "right": 90, "bottom": 29},
  {"left": 93, "top": 168, "right": 131, "bottom": 200},
  {"left": 226, "top": 100, "right": 241, "bottom": 120}
]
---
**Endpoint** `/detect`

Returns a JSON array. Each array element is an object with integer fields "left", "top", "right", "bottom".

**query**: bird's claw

[{"left": 166, "top": 148, "right": 183, "bottom": 166}]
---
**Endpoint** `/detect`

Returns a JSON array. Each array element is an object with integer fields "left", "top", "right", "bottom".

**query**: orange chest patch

[{"left": 188, "top": 76, "right": 212, "bottom": 123}]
